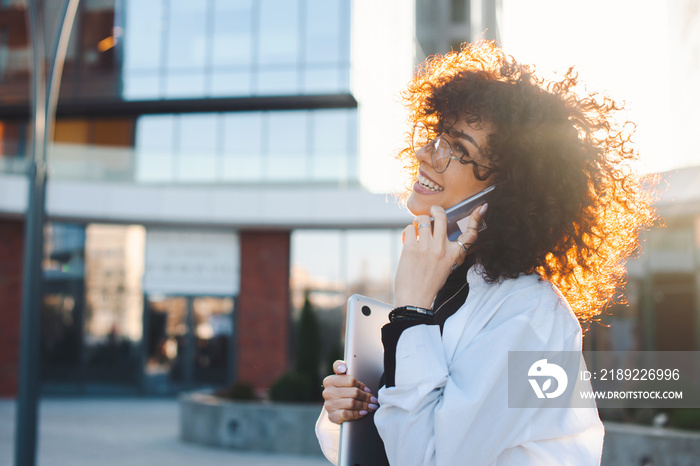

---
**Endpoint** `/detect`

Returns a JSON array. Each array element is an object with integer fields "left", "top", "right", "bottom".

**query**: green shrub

[
  {"left": 269, "top": 371, "right": 319, "bottom": 402},
  {"left": 267, "top": 290, "right": 323, "bottom": 403},
  {"left": 297, "top": 291, "right": 321, "bottom": 388},
  {"left": 670, "top": 408, "right": 700, "bottom": 430},
  {"left": 218, "top": 381, "right": 256, "bottom": 401}
]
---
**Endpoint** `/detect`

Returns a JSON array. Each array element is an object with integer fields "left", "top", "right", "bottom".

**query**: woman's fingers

[
  {"left": 324, "top": 362, "right": 369, "bottom": 392},
  {"left": 430, "top": 206, "right": 447, "bottom": 239},
  {"left": 327, "top": 408, "right": 372, "bottom": 424},
  {"left": 323, "top": 383, "right": 378, "bottom": 424},
  {"left": 323, "top": 373, "right": 368, "bottom": 391},
  {"left": 403, "top": 224, "right": 417, "bottom": 247},
  {"left": 323, "top": 386, "right": 376, "bottom": 407},
  {"left": 332, "top": 359, "right": 348, "bottom": 375},
  {"left": 471, "top": 202, "right": 488, "bottom": 231},
  {"left": 395, "top": 202, "right": 489, "bottom": 311},
  {"left": 412, "top": 215, "right": 432, "bottom": 241},
  {"left": 455, "top": 203, "right": 488, "bottom": 254},
  {"left": 323, "top": 360, "right": 378, "bottom": 425}
]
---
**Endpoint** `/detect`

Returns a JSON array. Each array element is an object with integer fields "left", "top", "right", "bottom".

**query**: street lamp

[{"left": 15, "top": 1, "right": 81, "bottom": 465}]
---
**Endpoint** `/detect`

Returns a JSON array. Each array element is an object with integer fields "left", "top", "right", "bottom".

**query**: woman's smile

[
  {"left": 415, "top": 170, "right": 444, "bottom": 192},
  {"left": 407, "top": 120, "right": 492, "bottom": 216}
]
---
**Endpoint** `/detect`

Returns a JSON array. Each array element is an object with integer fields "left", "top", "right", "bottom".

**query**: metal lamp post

[{"left": 15, "top": 0, "right": 80, "bottom": 464}]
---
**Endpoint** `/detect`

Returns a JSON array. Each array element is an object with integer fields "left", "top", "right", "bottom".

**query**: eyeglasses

[{"left": 412, "top": 121, "right": 490, "bottom": 174}]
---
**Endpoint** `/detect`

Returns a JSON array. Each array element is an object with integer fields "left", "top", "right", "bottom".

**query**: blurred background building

[
  {"left": 0, "top": 0, "right": 471, "bottom": 397},
  {"left": 0, "top": 0, "right": 411, "bottom": 396},
  {"left": 1, "top": 0, "right": 699, "bottom": 401}
]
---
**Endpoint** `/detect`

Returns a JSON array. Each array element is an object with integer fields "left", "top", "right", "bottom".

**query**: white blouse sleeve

[
  {"left": 315, "top": 407, "right": 340, "bottom": 465},
  {"left": 374, "top": 310, "right": 601, "bottom": 465}
]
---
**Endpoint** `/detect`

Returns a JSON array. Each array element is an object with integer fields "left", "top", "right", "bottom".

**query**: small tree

[
  {"left": 296, "top": 290, "right": 321, "bottom": 389},
  {"left": 269, "top": 290, "right": 323, "bottom": 402}
]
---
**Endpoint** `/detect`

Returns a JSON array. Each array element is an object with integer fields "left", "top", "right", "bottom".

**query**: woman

[{"left": 316, "top": 41, "right": 656, "bottom": 465}]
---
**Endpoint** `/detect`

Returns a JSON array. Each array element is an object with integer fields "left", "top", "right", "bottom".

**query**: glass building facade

[
  {"left": 122, "top": 0, "right": 351, "bottom": 99},
  {"left": 0, "top": 0, "right": 351, "bottom": 102},
  {"left": 0, "top": 0, "right": 405, "bottom": 395},
  {"left": 133, "top": 109, "right": 357, "bottom": 183},
  {"left": 0, "top": 0, "right": 358, "bottom": 185}
]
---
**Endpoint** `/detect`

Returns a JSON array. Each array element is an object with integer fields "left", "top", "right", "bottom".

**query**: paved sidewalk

[{"left": 0, "top": 398, "right": 330, "bottom": 466}]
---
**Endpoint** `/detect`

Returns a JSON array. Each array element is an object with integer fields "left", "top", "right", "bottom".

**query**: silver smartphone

[
  {"left": 433, "top": 184, "right": 496, "bottom": 242},
  {"left": 338, "top": 294, "right": 392, "bottom": 466}
]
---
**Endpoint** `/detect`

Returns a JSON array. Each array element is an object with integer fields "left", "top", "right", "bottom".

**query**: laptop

[{"left": 338, "top": 294, "right": 392, "bottom": 466}]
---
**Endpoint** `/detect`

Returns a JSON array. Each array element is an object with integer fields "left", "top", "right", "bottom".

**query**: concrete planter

[
  {"left": 602, "top": 422, "right": 700, "bottom": 465},
  {"left": 179, "top": 391, "right": 324, "bottom": 456},
  {"left": 180, "top": 394, "right": 700, "bottom": 462}
]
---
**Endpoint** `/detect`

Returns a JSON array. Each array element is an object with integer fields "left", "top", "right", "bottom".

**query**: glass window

[
  {"left": 120, "top": 0, "right": 352, "bottom": 100},
  {"left": 163, "top": 72, "right": 207, "bottom": 98},
  {"left": 123, "top": 0, "right": 164, "bottom": 71},
  {"left": 135, "top": 114, "right": 176, "bottom": 182},
  {"left": 41, "top": 222, "right": 87, "bottom": 381},
  {"left": 346, "top": 109, "right": 358, "bottom": 180},
  {"left": 145, "top": 295, "right": 188, "bottom": 383},
  {"left": 291, "top": 230, "right": 344, "bottom": 316},
  {"left": 122, "top": 0, "right": 165, "bottom": 100},
  {"left": 0, "top": 1, "right": 31, "bottom": 106},
  {"left": 303, "top": 66, "right": 342, "bottom": 94},
  {"left": 193, "top": 296, "right": 234, "bottom": 384},
  {"left": 83, "top": 224, "right": 145, "bottom": 384},
  {"left": 134, "top": 109, "right": 356, "bottom": 184},
  {"left": 256, "top": 68, "right": 299, "bottom": 95},
  {"left": 304, "top": 0, "right": 343, "bottom": 64},
  {"left": 122, "top": 73, "right": 161, "bottom": 100},
  {"left": 311, "top": 109, "right": 348, "bottom": 181},
  {"left": 166, "top": 0, "right": 208, "bottom": 71},
  {"left": 222, "top": 112, "right": 264, "bottom": 181},
  {"left": 177, "top": 113, "right": 219, "bottom": 181},
  {"left": 345, "top": 230, "right": 401, "bottom": 304},
  {"left": 136, "top": 114, "right": 174, "bottom": 149},
  {"left": 41, "top": 289, "right": 83, "bottom": 378},
  {"left": 78, "top": 6, "right": 117, "bottom": 74},
  {"left": 291, "top": 228, "right": 402, "bottom": 306},
  {"left": 50, "top": 118, "right": 136, "bottom": 182},
  {"left": 290, "top": 228, "right": 402, "bottom": 368},
  {"left": 145, "top": 295, "right": 234, "bottom": 388},
  {"left": 212, "top": 0, "right": 254, "bottom": 68},
  {"left": 210, "top": 70, "right": 252, "bottom": 97},
  {"left": 266, "top": 111, "right": 308, "bottom": 180},
  {"left": 292, "top": 230, "right": 344, "bottom": 285},
  {"left": 258, "top": 0, "right": 300, "bottom": 66}
]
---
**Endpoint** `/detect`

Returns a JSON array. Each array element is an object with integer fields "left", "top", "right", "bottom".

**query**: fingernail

[
  {"left": 338, "top": 364, "right": 347, "bottom": 373},
  {"left": 479, "top": 203, "right": 488, "bottom": 216},
  {"left": 402, "top": 231, "right": 405, "bottom": 244},
  {"left": 359, "top": 410, "right": 368, "bottom": 416},
  {"left": 363, "top": 387, "right": 372, "bottom": 393},
  {"left": 370, "top": 396, "right": 378, "bottom": 403},
  {"left": 368, "top": 404, "right": 379, "bottom": 410}
]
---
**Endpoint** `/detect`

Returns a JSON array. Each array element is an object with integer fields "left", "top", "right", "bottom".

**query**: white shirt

[{"left": 316, "top": 265, "right": 604, "bottom": 465}]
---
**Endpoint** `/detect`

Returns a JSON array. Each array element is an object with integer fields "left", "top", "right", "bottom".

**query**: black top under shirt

[{"left": 382, "top": 257, "right": 474, "bottom": 388}]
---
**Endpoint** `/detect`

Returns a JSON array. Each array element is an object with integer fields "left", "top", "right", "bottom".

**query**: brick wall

[
  {"left": 0, "top": 219, "right": 23, "bottom": 398},
  {"left": 236, "top": 230, "right": 291, "bottom": 394}
]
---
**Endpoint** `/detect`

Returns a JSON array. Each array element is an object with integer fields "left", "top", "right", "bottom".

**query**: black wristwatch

[{"left": 388, "top": 305, "right": 435, "bottom": 324}]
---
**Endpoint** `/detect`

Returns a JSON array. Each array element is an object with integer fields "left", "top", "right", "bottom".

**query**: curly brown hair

[{"left": 397, "top": 41, "right": 657, "bottom": 321}]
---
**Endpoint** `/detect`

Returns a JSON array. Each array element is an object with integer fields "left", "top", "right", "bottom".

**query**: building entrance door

[{"left": 143, "top": 295, "right": 234, "bottom": 394}]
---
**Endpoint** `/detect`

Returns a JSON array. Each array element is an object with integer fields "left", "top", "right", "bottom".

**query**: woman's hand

[
  {"left": 394, "top": 203, "right": 488, "bottom": 308},
  {"left": 322, "top": 360, "right": 379, "bottom": 425}
]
